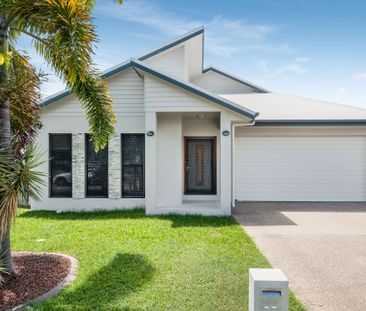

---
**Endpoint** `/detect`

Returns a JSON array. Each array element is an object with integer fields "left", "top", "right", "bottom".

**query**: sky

[{"left": 16, "top": 0, "right": 366, "bottom": 108}]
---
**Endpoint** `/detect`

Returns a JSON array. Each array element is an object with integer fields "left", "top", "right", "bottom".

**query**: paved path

[{"left": 233, "top": 202, "right": 366, "bottom": 311}]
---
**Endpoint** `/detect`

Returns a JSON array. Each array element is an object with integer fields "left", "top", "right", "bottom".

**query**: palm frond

[
  {"left": 3, "top": 0, "right": 117, "bottom": 150},
  {"left": 7, "top": 49, "right": 43, "bottom": 157}
]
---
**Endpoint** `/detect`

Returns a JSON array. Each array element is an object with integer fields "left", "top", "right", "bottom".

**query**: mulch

[{"left": 0, "top": 253, "right": 71, "bottom": 311}]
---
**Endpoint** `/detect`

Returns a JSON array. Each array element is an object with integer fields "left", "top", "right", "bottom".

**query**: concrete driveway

[{"left": 233, "top": 202, "right": 366, "bottom": 311}]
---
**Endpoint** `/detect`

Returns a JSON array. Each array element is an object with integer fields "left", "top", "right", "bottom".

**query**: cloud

[
  {"left": 99, "top": 1, "right": 287, "bottom": 58},
  {"left": 337, "top": 86, "right": 347, "bottom": 94},
  {"left": 277, "top": 63, "right": 307, "bottom": 74},
  {"left": 354, "top": 72, "right": 366, "bottom": 80},
  {"left": 257, "top": 59, "right": 269, "bottom": 72},
  {"left": 295, "top": 57, "right": 310, "bottom": 63},
  {"left": 100, "top": 1, "right": 199, "bottom": 36}
]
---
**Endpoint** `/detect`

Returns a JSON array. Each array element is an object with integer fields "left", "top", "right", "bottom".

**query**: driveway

[{"left": 233, "top": 202, "right": 366, "bottom": 311}]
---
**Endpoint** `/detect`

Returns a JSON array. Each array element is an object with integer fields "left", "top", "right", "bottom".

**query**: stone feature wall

[
  {"left": 108, "top": 135, "right": 121, "bottom": 199},
  {"left": 72, "top": 133, "right": 85, "bottom": 199}
]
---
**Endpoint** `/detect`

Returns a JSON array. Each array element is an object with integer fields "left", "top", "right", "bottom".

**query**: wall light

[
  {"left": 222, "top": 130, "right": 230, "bottom": 136},
  {"left": 146, "top": 131, "right": 155, "bottom": 137}
]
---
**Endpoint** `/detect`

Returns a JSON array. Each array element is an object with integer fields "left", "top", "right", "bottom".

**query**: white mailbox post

[{"left": 249, "top": 268, "right": 288, "bottom": 311}]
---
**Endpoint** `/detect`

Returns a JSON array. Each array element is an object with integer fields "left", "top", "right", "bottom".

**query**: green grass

[{"left": 11, "top": 209, "right": 306, "bottom": 311}]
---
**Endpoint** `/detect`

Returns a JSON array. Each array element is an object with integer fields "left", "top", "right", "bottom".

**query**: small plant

[{"left": 0, "top": 144, "right": 46, "bottom": 275}]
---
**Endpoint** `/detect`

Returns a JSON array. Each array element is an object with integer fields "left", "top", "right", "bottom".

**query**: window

[
  {"left": 122, "top": 134, "right": 145, "bottom": 198},
  {"left": 49, "top": 134, "right": 72, "bottom": 197},
  {"left": 85, "top": 134, "right": 108, "bottom": 198}
]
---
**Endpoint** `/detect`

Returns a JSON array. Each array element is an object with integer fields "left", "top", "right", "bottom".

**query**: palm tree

[{"left": 0, "top": 0, "right": 122, "bottom": 276}]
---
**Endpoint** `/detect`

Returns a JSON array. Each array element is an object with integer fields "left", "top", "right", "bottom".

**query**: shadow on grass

[
  {"left": 37, "top": 253, "right": 154, "bottom": 311},
  {"left": 19, "top": 209, "right": 236, "bottom": 228}
]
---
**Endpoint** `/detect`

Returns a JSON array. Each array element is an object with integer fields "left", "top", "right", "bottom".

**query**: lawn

[{"left": 11, "top": 209, "right": 306, "bottom": 311}]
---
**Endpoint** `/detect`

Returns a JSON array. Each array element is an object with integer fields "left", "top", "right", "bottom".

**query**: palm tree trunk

[
  {"left": 0, "top": 232, "right": 12, "bottom": 274},
  {"left": 0, "top": 20, "right": 14, "bottom": 275}
]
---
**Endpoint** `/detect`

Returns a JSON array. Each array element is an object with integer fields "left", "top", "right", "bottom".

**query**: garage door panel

[{"left": 235, "top": 136, "right": 366, "bottom": 201}]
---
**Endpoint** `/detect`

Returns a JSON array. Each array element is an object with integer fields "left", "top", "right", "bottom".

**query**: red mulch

[{"left": 0, "top": 253, "right": 71, "bottom": 311}]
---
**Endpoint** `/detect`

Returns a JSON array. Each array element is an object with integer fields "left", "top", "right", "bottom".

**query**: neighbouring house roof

[{"left": 222, "top": 93, "right": 366, "bottom": 125}]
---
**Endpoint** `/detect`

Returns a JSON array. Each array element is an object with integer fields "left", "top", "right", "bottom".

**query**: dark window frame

[
  {"left": 121, "top": 134, "right": 145, "bottom": 198},
  {"left": 85, "top": 134, "right": 109, "bottom": 198},
  {"left": 49, "top": 133, "right": 73, "bottom": 198}
]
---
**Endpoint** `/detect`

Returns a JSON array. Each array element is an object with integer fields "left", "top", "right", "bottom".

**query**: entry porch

[{"left": 145, "top": 111, "right": 233, "bottom": 215}]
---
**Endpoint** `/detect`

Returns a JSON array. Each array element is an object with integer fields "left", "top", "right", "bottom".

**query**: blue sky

[{"left": 16, "top": 0, "right": 366, "bottom": 107}]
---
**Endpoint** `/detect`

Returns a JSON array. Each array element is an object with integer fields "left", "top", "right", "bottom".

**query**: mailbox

[{"left": 249, "top": 268, "right": 288, "bottom": 311}]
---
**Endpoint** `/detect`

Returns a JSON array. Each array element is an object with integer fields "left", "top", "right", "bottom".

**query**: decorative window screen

[
  {"left": 185, "top": 138, "right": 216, "bottom": 194},
  {"left": 49, "top": 134, "right": 72, "bottom": 197},
  {"left": 85, "top": 134, "right": 108, "bottom": 198},
  {"left": 121, "top": 134, "right": 145, "bottom": 198}
]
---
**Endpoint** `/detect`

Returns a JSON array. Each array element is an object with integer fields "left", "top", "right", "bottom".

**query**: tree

[{"left": 0, "top": 0, "right": 123, "bottom": 276}]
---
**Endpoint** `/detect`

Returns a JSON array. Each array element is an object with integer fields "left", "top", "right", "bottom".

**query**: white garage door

[{"left": 235, "top": 136, "right": 366, "bottom": 201}]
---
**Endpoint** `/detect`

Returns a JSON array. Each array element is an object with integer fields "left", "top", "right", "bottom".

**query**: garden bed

[{"left": 0, "top": 253, "right": 75, "bottom": 311}]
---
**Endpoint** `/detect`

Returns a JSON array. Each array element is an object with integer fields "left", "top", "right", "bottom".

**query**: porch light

[
  {"left": 222, "top": 130, "right": 230, "bottom": 136},
  {"left": 146, "top": 131, "right": 155, "bottom": 137}
]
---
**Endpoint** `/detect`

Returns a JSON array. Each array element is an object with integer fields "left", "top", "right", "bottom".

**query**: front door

[{"left": 185, "top": 137, "right": 216, "bottom": 194}]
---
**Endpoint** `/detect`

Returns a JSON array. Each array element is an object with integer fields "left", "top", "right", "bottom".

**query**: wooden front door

[{"left": 184, "top": 137, "right": 216, "bottom": 194}]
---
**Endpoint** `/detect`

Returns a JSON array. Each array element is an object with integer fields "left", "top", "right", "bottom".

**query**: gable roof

[
  {"left": 203, "top": 66, "right": 269, "bottom": 93},
  {"left": 41, "top": 27, "right": 366, "bottom": 125},
  {"left": 42, "top": 27, "right": 205, "bottom": 107},
  {"left": 131, "top": 60, "right": 258, "bottom": 118},
  {"left": 42, "top": 59, "right": 258, "bottom": 119},
  {"left": 40, "top": 27, "right": 259, "bottom": 119}
]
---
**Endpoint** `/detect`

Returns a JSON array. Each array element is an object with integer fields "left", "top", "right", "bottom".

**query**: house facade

[{"left": 33, "top": 27, "right": 366, "bottom": 215}]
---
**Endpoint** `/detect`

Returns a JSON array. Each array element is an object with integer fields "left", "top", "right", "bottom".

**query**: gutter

[{"left": 231, "top": 120, "right": 256, "bottom": 208}]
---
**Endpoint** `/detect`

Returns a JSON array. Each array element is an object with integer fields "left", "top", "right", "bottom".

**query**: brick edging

[{"left": 9, "top": 252, "right": 78, "bottom": 311}]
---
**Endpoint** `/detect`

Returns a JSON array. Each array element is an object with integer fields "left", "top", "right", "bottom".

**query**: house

[{"left": 33, "top": 26, "right": 366, "bottom": 215}]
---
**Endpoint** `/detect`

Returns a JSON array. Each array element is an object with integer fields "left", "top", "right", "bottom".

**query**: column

[
  {"left": 145, "top": 112, "right": 157, "bottom": 214},
  {"left": 220, "top": 112, "right": 232, "bottom": 214}
]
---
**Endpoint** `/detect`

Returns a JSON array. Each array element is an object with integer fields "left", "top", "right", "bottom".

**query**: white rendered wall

[
  {"left": 156, "top": 114, "right": 183, "bottom": 208},
  {"left": 31, "top": 69, "right": 146, "bottom": 211}
]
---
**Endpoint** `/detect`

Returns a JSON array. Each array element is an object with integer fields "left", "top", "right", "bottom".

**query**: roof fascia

[
  {"left": 255, "top": 119, "right": 366, "bottom": 126},
  {"left": 41, "top": 61, "right": 134, "bottom": 107},
  {"left": 138, "top": 26, "right": 204, "bottom": 61}
]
